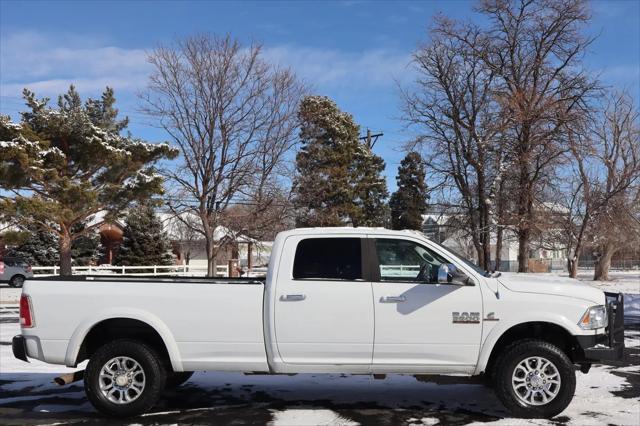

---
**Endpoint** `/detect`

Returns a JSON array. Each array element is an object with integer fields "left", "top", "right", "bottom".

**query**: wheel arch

[
  {"left": 477, "top": 321, "right": 582, "bottom": 376},
  {"left": 66, "top": 310, "right": 182, "bottom": 372}
]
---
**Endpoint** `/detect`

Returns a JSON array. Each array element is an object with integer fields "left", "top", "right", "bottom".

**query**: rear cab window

[{"left": 292, "top": 238, "right": 363, "bottom": 280}]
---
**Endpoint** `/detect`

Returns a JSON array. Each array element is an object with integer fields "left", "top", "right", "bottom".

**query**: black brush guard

[{"left": 580, "top": 292, "right": 625, "bottom": 361}]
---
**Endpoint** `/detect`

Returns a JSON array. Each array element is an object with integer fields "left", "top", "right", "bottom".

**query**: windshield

[{"left": 420, "top": 233, "right": 490, "bottom": 277}]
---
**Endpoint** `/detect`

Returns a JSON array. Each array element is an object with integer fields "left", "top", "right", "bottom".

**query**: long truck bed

[{"left": 19, "top": 275, "right": 270, "bottom": 372}]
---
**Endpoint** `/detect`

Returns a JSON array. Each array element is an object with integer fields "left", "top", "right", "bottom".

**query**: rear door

[
  {"left": 370, "top": 236, "right": 483, "bottom": 373},
  {"left": 274, "top": 235, "right": 374, "bottom": 366}
]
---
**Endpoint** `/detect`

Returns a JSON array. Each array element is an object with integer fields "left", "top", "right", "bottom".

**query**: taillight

[
  {"left": 25, "top": 264, "right": 32, "bottom": 273},
  {"left": 0, "top": 261, "right": 4, "bottom": 274},
  {"left": 20, "top": 294, "right": 35, "bottom": 328}
]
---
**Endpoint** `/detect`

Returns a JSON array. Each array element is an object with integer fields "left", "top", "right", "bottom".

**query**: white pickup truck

[{"left": 13, "top": 227, "right": 624, "bottom": 418}]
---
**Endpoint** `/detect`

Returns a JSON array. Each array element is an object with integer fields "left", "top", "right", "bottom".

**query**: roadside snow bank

[{"left": 0, "top": 287, "right": 20, "bottom": 304}]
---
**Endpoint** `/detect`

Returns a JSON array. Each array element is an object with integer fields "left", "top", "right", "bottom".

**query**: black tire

[
  {"left": 8, "top": 275, "right": 25, "bottom": 288},
  {"left": 84, "top": 339, "right": 166, "bottom": 417},
  {"left": 165, "top": 371, "right": 194, "bottom": 389},
  {"left": 493, "top": 339, "right": 576, "bottom": 418}
]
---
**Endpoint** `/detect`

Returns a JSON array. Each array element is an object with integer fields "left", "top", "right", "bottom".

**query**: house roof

[{"left": 158, "top": 212, "right": 257, "bottom": 243}]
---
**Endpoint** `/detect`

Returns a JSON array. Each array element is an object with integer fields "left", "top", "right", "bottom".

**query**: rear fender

[{"left": 65, "top": 307, "right": 182, "bottom": 371}]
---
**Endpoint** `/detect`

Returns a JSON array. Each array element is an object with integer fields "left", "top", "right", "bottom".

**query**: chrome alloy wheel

[
  {"left": 99, "top": 356, "right": 146, "bottom": 404},
  {"left": 511, "top": 356, "right": 561, "bottom": 406}
]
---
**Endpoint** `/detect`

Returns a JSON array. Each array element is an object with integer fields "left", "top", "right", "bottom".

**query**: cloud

[
  {"left": 0, "top": 31, "right": 150, "bottom": 98},
  {"left": 596, "top": 64, "right": 640, "bottom": 92},
  {"left": 263, "top": 45, "right": 414, "bottom": 91},
  {"left": 0, "top": 31, "right": 414, "bottom": 102}
]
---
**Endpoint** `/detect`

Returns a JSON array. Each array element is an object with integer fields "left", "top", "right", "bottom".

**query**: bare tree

[
  {"left": 470, "top": 0, "right": 597, "bottom": 271},
  {"left": 402, "top": 17, "right": 506, "bottom": 271},
  {"left": 141, "top": 34, "right": 305, "bottom": 276},
  {"left": 587, "top": 93, "right": 640, "bottom": 280},
  {"left": 554, "top": 92, "right": 640, "bottom": 279}
]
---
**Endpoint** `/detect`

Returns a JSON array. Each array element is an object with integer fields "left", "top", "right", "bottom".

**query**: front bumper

[
  {"left": 575, "top": 292, "right": 625, "bottom": 362},
  {"left": 12, "top": 335, "right": 29, "bottom": 362}
]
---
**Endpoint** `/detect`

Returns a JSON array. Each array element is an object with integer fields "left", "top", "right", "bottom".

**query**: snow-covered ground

[
  {"left": 0, "top": 286, "right": 20, "bottom": 304},
  {"left": 576, "top": 270, "right": 640, "bottom": 294}
]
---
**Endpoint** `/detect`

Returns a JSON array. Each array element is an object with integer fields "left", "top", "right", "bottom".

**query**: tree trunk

[
  {"left": 482, "top": 232, "right": 491, "bottom": 271},
  {"left": 205, "top": 235, "right": 216, "bottom": 277},
  {"left": 59, "top": 230, "right": 72, "bottom": 276},
  {"left": 471, "top": 234, "right": 484, "bottom": 269},
  {"left": 567, "top": 245, "right": 581, "bottom": 278},
  {"left": 494, "top": 226, "right": 503, "bottom": 271},
  {"left": 517, "top": 230, "right": 529, "bottom": 273},
  {"left": 568, "top": 257, "right": 578, "bottom": 278},
  {"left": 594, "top": 244, "right": 615, "bottom": 281}
]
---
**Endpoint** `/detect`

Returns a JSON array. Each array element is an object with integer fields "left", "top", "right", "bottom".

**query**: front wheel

[
  {"left": 84, "top": 339, "right": 167, "bottom": 417},
  {"left": 493, "top": 339, "right": 576, "bottom": 418}
]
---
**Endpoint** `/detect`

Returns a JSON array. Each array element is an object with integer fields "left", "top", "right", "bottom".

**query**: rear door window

[{"left": 293, "top": 238, "right": 363, "bottom": 280}]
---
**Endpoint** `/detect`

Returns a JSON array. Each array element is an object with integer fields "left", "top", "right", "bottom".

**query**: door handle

[
  {"left": 280, "top": 294, "right": 306, "bottom": 301},
  {"left": 380, "top": 295, "right": 406, "bottom": 303}
]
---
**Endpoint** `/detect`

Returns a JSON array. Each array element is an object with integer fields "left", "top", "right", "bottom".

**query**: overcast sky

[{"left": 1, "top": 0, "right": 638, "bottom": 191}]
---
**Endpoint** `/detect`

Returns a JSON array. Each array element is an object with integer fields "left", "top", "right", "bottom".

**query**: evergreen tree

[
  {"left": 70, "top": 224, "right": 100, "bottom": 266},
  {"left": 389, "top": 152, "right": 429, "bottom": 230},
  {"left": 6, "top": 225, "right": 59, "bottom": 266},
  {"left": 293, "top": 96, "right": 388, "bottom": 227},
  {"left": 353, "top": 143, "right": 389, "bottom": 227},
  {"left": 6, "top": 224, "right": 99, "bottom": 266},
  {"left": 0, "top": 86, "right": 177, "bottom": 275},
  {"left": 114, "top": 205, "right": 174, "bottom": 268}
]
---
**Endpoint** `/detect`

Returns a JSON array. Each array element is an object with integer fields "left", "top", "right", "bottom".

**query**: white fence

[
  {"left": 31, "top": 264, "right": 228, "bottom": 277},
  {"left": 379, "top": 264, "right": 421, "bottom": 278},
  {"left": 32, "top": 264, "right": 269, "bottom": 278}
]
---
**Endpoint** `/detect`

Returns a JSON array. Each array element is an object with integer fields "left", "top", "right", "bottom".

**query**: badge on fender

[{"left": 452, "top": 312, "right": 480, "bottom": 323}]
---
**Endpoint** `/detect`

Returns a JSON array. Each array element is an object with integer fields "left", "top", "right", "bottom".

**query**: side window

[
  {"left": 375, "top": 238, "right": 451, "bottom": 283},
  {"left": 293, "top": 238, "right": 362, "bottom": 281}
]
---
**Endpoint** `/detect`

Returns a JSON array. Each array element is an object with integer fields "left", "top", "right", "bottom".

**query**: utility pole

[{"left": 359, "top": 128, "right": 383, "bottom": 150}]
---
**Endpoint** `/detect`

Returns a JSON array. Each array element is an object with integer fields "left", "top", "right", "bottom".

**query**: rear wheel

[
  {"left": 8, "top": 275, "right": 25, "bottom": 288},
  {"left": 493, "top": 339, "right": 576, "bottom": 418},
  {"left": 165, "top": 371, "right": 194, "bottom": 389},
  {"left": 84, "top": 339, "right": 166, "bottom": 417}
]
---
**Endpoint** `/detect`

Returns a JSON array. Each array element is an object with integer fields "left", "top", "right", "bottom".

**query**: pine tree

[
  {"left": 293, "top": 96, "right": 388, "bottom": 227},
  {"left": 70, "top": 224, "right": 100, "bottom": 266},
  {"left": 389, "top": 152, "right": 429, "bottom": 230},
  {"left": 6, "top": 225, "right": 59, "bottom": 266},
  {"left": 0, "top": 86, "right": 178, "bottom": 275},
  {"left": 114, "top": 205, "right": 174, "bottom": 268},
  {"left": 6, "top": 224, "right": 99, "bottom": 266},
  {"left": 353, "top": 143, "right": 389, "bottom": 227}
]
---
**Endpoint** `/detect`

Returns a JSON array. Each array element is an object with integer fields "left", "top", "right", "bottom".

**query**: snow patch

[{"left": 270, "top": 409, "right": 359, "bottom": 425}]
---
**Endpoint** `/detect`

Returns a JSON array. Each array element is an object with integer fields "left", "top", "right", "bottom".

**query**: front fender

[
  {"left": 474, "top": 312, "right": 582, "bottom": 375},
  {"left": 64, "top": 307, "right": 183, "bottom": 372}
]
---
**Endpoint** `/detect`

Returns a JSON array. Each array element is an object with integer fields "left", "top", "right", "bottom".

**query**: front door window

[{"left": 375, "top": 238, "right": 466, "bottom": 284}]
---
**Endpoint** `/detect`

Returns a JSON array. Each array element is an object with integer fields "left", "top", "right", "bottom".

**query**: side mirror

[
  {"left": 438, "top": 263, "right": 470, "bottom": 285},
  {"left": 437, "top": 264, "right": 449, "bottom": 283}
]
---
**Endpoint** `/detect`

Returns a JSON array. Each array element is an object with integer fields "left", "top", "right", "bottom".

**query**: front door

[
  {"left": 274, "top": 235, "right": 374, "bottom": 366},
  {"left": 370, "top": 236, "right": 483, "bottom": 373}
]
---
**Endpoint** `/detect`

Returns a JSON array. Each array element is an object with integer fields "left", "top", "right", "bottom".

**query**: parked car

[
  {"left": 0, "top": 256, "right": 33, "bottom": 287},
  {"left": 12, "top": 228, "right": 624, "bottom": 418}
]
